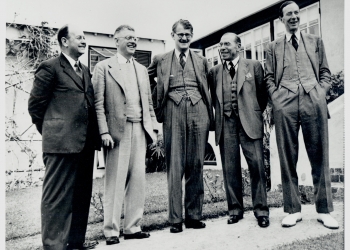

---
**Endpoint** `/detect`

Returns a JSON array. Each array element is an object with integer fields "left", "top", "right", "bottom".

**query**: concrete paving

[{"left": 93, "top": 202, "right": 343, "bottom": 250}]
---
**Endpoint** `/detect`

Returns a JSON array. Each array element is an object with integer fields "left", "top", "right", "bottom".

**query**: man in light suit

[
  {"left": 148, "top": 19, "right": 214, "bottom": 233},
  {"left": 92, "top": 25, "right": 158, "bottom": 245},
  {"left": 28, "top": 24, "right": 100, "bottom": 250},
  {"left": 265, "top": 1, "right": 338, "bottom": 229},
  {"left": 208, "top": 33, "right": 269, "bottom": 228}
]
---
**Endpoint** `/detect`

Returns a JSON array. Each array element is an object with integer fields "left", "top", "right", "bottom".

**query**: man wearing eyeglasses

[
  {"left": 148, "top": 19, "right": 214, "bottom": 233},
  {"left": 92, "top": 25, "right": 158, "bottom": 245},
  {"left": 265, "top": 1, "right": 338, "bottom": 229},
  {"left": 208, "top": 33, "right": 269, "bottom": 228}
]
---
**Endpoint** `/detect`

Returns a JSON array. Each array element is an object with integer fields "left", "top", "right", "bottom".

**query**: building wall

[{"left": 320, "top": 0, "right": 344, "bottom": 73}]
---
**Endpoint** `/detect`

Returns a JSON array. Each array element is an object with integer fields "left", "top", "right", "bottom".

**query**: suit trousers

[
  {"left": 103, "top": 121, "right": 146, "bottom": 237},
  {"left": 219, "top": 113, "right": 269, "bottom": 218},
  {"left": 163, "top": 98, "right": 210, "bottom": 224},
  {"left": 41, "top": 133, "right": 95, "bottom": 250},
  {"left": 273, "top": 84, "right": 333, "bottom": 213}
]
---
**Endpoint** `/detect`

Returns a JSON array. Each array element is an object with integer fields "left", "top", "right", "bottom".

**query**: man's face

[
  {"left": 115, "top": 29, "right": 137, "bottom": 57},
  {"left": 62, "top": 26, "right": 86, "bottom": 60},
  {"left": 171, "top": 24, "right": 192, "bottom": 52},
  {"left": 280, "top": 2, "right": 300, "bottom": 34},
  {"left": 219, "top": 34, "right": 240, "bottom": 61}
]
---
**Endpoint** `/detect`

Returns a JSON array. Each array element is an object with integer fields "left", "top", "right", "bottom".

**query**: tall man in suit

[
  {"left": 28, "top": 24, "right": 100, "bottom": 250},
  {"left": 148, "top": 19, "right": 214, "bottom": 233},
  {"left": 92, "top": 25, "right": 158, "bottom": 245},
  {"left": 265, "top": 1, "right": 338, "bottom": 229},
  {"left": 208, "top": 33, "right": 269, "bottom": 228}
]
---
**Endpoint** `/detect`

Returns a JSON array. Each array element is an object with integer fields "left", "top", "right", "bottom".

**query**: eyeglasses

[
  {"left": 175, "top": 33, "right": 193, "bottom": 39},
  {"left": 116, "top": 36, "right": 139, "bottom": 42}
]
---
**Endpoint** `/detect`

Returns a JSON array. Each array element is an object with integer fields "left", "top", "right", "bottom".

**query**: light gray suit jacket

[{"left": 92, "top": 54, "right": 158, "bottom": 144}]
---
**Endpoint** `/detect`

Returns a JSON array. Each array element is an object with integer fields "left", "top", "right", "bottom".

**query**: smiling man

[
  {"left": 92, "top": 25, "right": 158, "bottom": 245},
  {"left": 265, "top": 1, "right": 338, "bottom": 229},
  {"left": 28, "top": 24, "right": 101, "bottom": 250},
  {"left": 148, "top": 19, "right": 214, "bottom": 233},
  {"left": 208, "top": 33, "right": 269, "bottom": 228}
]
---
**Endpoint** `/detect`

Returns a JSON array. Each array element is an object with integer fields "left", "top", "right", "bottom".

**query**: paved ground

[{"left": 93, "top": 202, "right": 343, "bottom": 250}]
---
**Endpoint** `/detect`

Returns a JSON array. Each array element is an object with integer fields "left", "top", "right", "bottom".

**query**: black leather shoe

[
  {"left": 227, "top": 215, "right": 243, "bottom": 224},
  {"left": 170, "top": 223, "right": 183, "bottom": 233},
  {"left": 124, "top": 231, "right": 150, "bottom": 240},
  {"left": 184, "top": 219, "right": 206, "bottom": 229},
  {"left": 106, "top": 236, "right": 120, "bottom": 245},
  {"left": 67, "top": 240, "right": 99, "bottom": 249},
  {"left": 257, "top": 216, "right": 270, "bottom": 228}
]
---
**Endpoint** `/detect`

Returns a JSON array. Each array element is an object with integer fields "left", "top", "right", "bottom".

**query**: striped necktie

[
  {"left": 179, "top": 52, "right": 186, "bottom": 69},
  {"left": 74, "top": 62, "right": 83, "bottom": 79}
]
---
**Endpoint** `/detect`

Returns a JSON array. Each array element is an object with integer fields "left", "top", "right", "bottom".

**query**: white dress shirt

[
  {"left": 226, "top": 56, "right": 240, "bottom": 71},
  {"left": 174, "top": 49, "right": 189, "bottom": 62},
  {"left": 286, "top": 29, "right": 301, "bottom": 45}
]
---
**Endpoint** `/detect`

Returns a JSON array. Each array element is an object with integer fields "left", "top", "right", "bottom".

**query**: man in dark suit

[
  {"left": 92, "top": 25, "right": 158, "bottom": 245},
  {"left": 28, "top": 24, "right": 101, "bottom": 249},
  {"left": 208, "top": 33, "right": 269, "bottom": 228},
  {"left": 265, "top": 1, "right": 338, "bottom": 229},
  {"left": 148, "top": 19, "right": 214, "bottom": 233}
]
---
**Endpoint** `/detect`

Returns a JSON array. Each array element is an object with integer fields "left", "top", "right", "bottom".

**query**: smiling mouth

[{"left": 127, "top": 43, "right": 136, "bottom": 48}]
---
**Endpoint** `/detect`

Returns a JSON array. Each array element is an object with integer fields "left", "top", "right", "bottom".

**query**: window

[
  {"left": 239, "top": 23, "right": 271, "bottom": 69},
  {"left": 88, "top": 46, "right": 152, "bottom": 73},
  {"left": 274, "top": 2, "right": 320, "bottom": 38},
  {"left": 205, "top": 44, "right": 221, "bottom": 68}
]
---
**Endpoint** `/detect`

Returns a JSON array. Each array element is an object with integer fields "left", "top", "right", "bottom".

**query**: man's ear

[
  {"left": 171, "top": 32, "right": 175, "bottom": 39},
  {"left": 61, "top": 37, "right": 68, "bottom": 47}
]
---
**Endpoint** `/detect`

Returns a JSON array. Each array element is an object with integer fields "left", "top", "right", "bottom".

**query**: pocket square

[{"left": 245, "top": 72, "right": 252, "bottom": 79}]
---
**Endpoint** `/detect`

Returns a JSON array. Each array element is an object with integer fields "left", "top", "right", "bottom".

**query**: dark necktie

[
  {"left": 291, "top": 34, "right": 298, "bottom": 51},
  {"left": 179, "top": 52, "right": 186, "bottom": 69},
  {"left": 74, "top": 62, "right": 83, "bottom": 79},
  {"left": 229, "top": 61, "right": 236, "bottom": 79}
]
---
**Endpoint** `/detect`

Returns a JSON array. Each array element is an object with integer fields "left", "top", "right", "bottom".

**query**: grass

[{"left": 271, "top": 232, "right": 344, "bottom": 250}]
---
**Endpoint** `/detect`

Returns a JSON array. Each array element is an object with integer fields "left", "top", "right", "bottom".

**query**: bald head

[{"left": 219, "top": 33, "right": 241, "bottom": 61}]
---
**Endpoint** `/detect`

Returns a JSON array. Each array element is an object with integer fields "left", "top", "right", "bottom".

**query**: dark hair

[
  {"left": 114, "top": 25, "right": 135, "bottom": 37},
  {"left": 279, "top": 1, "right": 298, "bottom": 17},
  {"left": 222, "top": 32, "right": 241, "bottom": 45},
  {"left": 57, "top": 24, "right": 69, "bottom": 47},
  {"left": 172, "top": 19, "right": 193, "bottom": 34}
]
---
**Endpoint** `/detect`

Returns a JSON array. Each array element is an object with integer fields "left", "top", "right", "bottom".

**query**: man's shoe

[
  {"left": 257, "top": 216, "right": 270, "bottom": 228},
  {"left": 67, "top": 240, "right": 99, "bottom": 249},
  {"left": 170, "top": 223, "right": 183, "bottom": 233},
  {"left": 106, "top": 236, "right": 120, "bottom": 245},
  {"left": 184, "top": 219, "right": 206, "bottom": 229},
  {"left": 124, "top": 231, "right": 151, "bottom": 240},
  {"left": 317, "top": 213, "right": 339, "bottom": 229},
  {"left": 227, "top": 215, "right": 243, "bottom": 224},
  {"left": 281, "top": 212, "right": 302, "bottom": 227}
]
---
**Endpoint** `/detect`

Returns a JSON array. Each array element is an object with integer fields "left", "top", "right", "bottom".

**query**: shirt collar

[
  {"left": 226, "top": 56, "right": 240, "bottom": 69},
  {"left": 285, "top": 29, "right": 301, "bottom": 44},
  {"left": 117, "top": 52, "right": 133, "bottom": 64},
  {"left": 174, "top": 49, "right": 189, "bottom": 61},
  {"left": 62, "top": 52, "right": 79, "bottom": 69}
]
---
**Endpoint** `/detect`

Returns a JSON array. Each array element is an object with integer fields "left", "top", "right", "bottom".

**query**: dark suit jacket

[
  {"left": 92, "top": 55, "right": 158, "bottom": 144},
  {"left": 28, "top": 53, "right": 101, "bottom": 153},
  {"left": 148, "top": 49, "right": 214, "bottom": 126},
  {"left": 208, "top": 58, "right": 267, "bottom": 145},
  {"left": 265, "top": 32, "right": 331, "bottom": 98}
]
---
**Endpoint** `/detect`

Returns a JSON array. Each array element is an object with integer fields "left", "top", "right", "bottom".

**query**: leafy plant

[
  {"left": 146, "top": 133, "right": 166, "bottom": 173},
  {"left": 90, "top": 191, "right": 104, "bottom": 222},
  {"left": 327, "top": 70, "right": 344, "bottom": 103}
]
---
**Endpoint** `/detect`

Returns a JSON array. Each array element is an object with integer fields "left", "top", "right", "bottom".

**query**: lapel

[
  {"left": 190, "top": 50, "right": 204, "bottom": 84},
  {"left": 237, "top": 58, "right": 249, "bottom": 94},
  {"left": 274, "top": 36, "right": 285, "bottom": 85},
  {"left": 81, "top": 64, "right": 90, "bottom": 91},
  {"left": 133, "top": 60, "right": 147, "bottom": 109},
  {"left": 60, "top": 54, "right": 84, "bottom": 91},
  {"left": 160, "top": 51, "right": 174, "bottom": 97},
  {"left": 108, "top": 54, "right": 125, "bottom": 94},
  {"left": 301, "top": 32, "right": 319, "bottom": 81},
  {"left": 216, "top": 65, "right": 224, "bottom": 109}
]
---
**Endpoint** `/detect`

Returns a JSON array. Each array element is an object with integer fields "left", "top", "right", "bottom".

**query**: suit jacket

[
  {"left": 28, "top": 53, "right": 101, "bottom": 153},
  {"left": 265, "top": 32, "right": 331, "bottom": 98},
  {"left": 208, "top": 58, "right": 267, "bottom": 145},
  {"left": 148, "top": 49, "right": 214, "bottom": 126},
  {"left": 92, "top": 54, "right": 158, "bottom": 144}
]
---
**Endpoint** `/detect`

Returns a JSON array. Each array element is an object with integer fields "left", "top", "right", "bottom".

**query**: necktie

[
  {"left": 74, "top": 62, "right": 83, "bottom": 79},
  {"left": 229, "top": 61, "right": 236, "bottom": 79},
  {"left": 291, "top": 34, "right": 298, "bottom": 51},
  {"left": 179, "top": 53, "right": 186, "bottom": 69}
]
